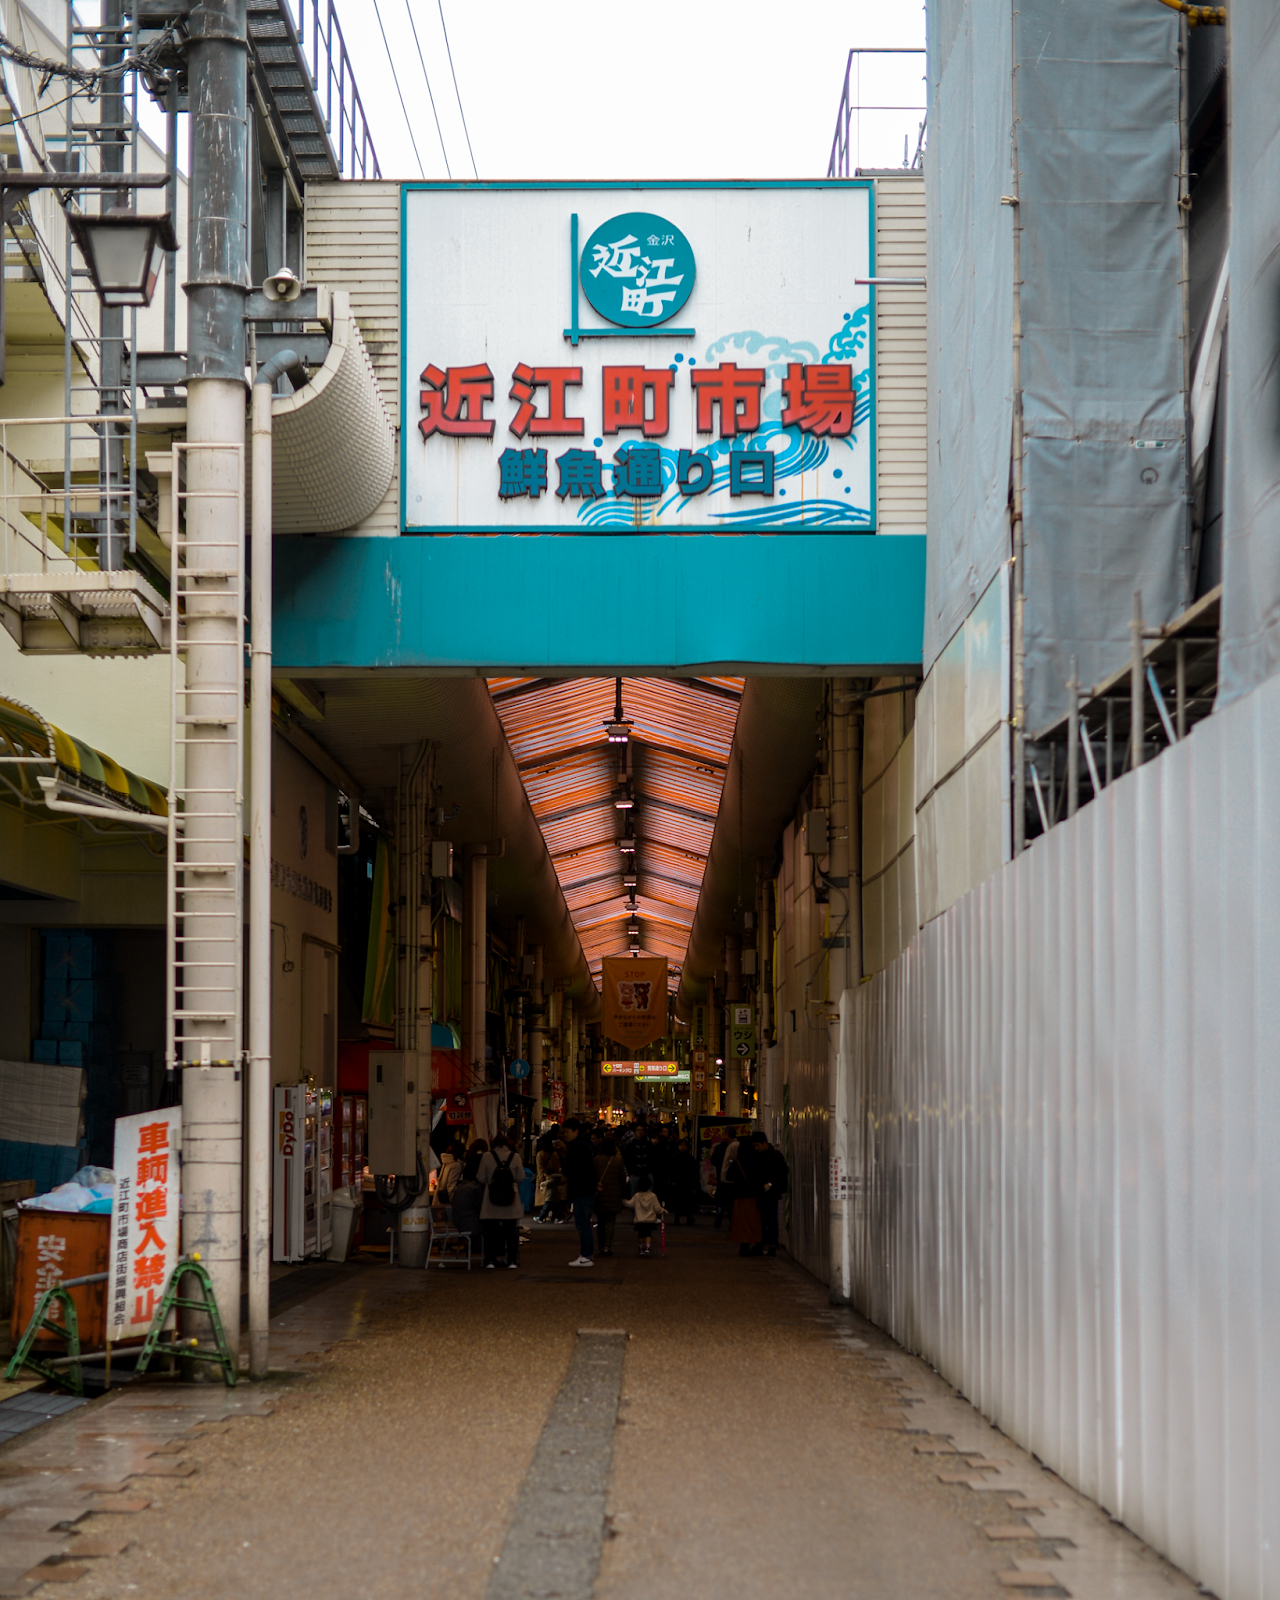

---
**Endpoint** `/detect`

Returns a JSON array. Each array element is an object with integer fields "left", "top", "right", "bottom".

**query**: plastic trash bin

[{"left": 328, "top": 1186, "right": 362, "bottom": 1262}]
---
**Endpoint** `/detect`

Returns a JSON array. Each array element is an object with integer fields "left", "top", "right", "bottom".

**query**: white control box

[{"left": 367, "top": 1050, "right": 420, "bottom": 1175}]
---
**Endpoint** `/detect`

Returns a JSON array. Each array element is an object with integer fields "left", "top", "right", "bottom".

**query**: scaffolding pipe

[
  {"left": 1130, "top": 590, "right": 1146, "bottom": 770},
  {"left": 180, "top": 0, "right": 249, "bottom": 1366},
  {"left": 1067, "top": 656, "right": 1080, "bottom": 819}
]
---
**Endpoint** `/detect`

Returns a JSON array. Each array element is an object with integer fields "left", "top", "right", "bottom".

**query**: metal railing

[
  {"left": 284, "top": 0, "right": 380, "bottom": 178},
  {"left": 0, "top": 414, "right": 140, "bottom": 575},
  {"left": 827, "top": 48, "right": 927, "bottom": 178}
]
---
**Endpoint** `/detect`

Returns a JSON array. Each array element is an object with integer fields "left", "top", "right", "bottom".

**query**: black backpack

[{"left": 487, "top": 1151, "right": 516, "bottom": 1208}]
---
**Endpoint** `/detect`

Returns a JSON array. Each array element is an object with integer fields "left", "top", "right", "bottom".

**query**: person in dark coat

[
  {"left": 593, "top": 1138, "right": 627, "bottom": 1256},
  {"left": 724, "top": 1132, "right": 763, "bottom": 1256},
  {"left": 669, "top": 1138, "right": 702, "bottom": 1224},
  {"left": 561, "top": 1118, "right": 599, "bottom": 1266},
  {"left": 750, "top": 1131, "right": 789, "bottom": 1257},
  {"left": 622, "top": 1127, "right": 653, "bottom": 1196}
]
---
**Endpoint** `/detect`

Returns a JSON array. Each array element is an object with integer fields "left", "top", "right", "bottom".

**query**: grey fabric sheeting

[
  {"left": 922, "top": 0, "right": 1014, "bottom": 672},
  {"left": 1220, "top": 0, "right": 1280, "bottom": 704},
  {"left": 1017, "top": 0, "right": 1188, "bottom": 732}
]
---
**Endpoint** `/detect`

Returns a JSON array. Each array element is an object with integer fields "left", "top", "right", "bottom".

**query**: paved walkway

[{"left": 0, "top": 1223, "right": 1202, "bottom": 1599}]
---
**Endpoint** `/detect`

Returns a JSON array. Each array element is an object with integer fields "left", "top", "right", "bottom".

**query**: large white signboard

[
  {"left": 107, "top": 1105, "right": 181, "bottom": 1341},
  {"left": 401, "top": 183, "right": 876, "bottom": 533}
]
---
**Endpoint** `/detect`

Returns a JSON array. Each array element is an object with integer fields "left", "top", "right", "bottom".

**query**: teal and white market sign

[{"left": 401, "top": 182, "right": 876, "bottom": 534}]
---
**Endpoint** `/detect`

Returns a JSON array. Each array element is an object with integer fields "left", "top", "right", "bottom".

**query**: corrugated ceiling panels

[{"left": 489, "top": 677, "right": 742, "bottom": 987}]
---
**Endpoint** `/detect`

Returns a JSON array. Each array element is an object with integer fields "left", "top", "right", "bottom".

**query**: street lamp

[{"left": 65, "top": 207, "right": 178, "bottom": 307}]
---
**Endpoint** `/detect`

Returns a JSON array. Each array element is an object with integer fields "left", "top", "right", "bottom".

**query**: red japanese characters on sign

[
  {"left": 418, "top": 362, "right": 853, "bottom": 450},
  {"left": 781, "top": 363, "right": 856, "bottom": 437},
  {"left": 108, "top": 1106, "right": 181, "bottom": 1343},
  {"left": 509, "top": 365, "right": 584, "bottom": 438},
  {"left": 418, "top": 363, "right": 496, "bottom": 438}
]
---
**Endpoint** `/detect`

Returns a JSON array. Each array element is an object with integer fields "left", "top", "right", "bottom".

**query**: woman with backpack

[{"left": 476, "top": 1134, "right": 526, "bottom": 1269}]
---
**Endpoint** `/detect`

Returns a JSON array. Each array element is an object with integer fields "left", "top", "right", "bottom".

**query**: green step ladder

[
  {"left": 134, "top": 1254, "right": 238, "bottom": 1387},
  {"left": 4, "top": 1273, "right": 101, "bottom": 1396}
]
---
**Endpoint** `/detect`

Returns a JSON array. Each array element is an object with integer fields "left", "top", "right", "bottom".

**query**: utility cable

[
  {"left": 403, "top": 0, "right": 449, "bottom": 178},
  {"left": 436, "top": 0, "right": 477, "bottom": 179},
  {"left": 372, "top": 0, "right": 425, "bottom": 180}
]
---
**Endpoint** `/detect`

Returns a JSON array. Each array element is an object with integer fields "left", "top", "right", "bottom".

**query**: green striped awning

[{"left": 0, "top": 695, "right": 167, "bottom": 818}]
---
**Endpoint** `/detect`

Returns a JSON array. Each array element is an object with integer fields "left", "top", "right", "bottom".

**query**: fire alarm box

[{"left": 430, "top": 839, "right": 454, "bottom": 879}]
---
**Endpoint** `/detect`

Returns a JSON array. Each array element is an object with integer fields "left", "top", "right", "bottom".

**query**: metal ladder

[{"left": 165, "top": 441, "right": 247, "bottom": 1073}]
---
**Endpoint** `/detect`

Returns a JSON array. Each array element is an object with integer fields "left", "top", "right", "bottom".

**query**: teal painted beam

[{"left": 273, "top": 535, "right": 926, "bottom": 674}]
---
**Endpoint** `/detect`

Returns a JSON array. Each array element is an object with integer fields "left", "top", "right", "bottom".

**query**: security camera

[{"left": 262, "top": 266, "right": 302, "bottom": 303}]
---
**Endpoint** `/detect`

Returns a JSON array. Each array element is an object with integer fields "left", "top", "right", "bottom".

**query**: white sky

[{"left": 335, "top": 0, "right": 927, "bottom": 183}]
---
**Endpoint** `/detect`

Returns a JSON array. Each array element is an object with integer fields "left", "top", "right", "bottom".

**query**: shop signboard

[
  {"left": 729, "top": 1004, "right": 756, "bottom": 1060},
  {"left": 600, "top": 955, "right": 668, "bottom": 1048},
  {"left": 444, "top": 1091, "right": 472, "bottom": 1125},
  {"left": 691, "top": 1003, "right": 709, "bottom": 1051},
  {"left": 602, "top": 1061, "right": 687, "bottom": 1080},
  {"left": 401, "top": 183, "right": 875, "bottom": 534},
  {"left": 107, "top": 1106, "right": 182, "bottom": 1342},
  {"left": 549, "top": 1080, "right": 566, "bottom": 1119}
]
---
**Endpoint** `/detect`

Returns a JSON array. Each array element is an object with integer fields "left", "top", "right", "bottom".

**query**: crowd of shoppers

[{"left": 427, "top": 1111, "right": 789, "bottom": 1270}]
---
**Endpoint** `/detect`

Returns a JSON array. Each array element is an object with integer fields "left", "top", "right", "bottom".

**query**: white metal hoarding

[
  {"left": 107, "top": 1106, "right": 181, "bottom": 1341},
  {"left": 401, "top": 183, "right": 875, "bottom": 533}
]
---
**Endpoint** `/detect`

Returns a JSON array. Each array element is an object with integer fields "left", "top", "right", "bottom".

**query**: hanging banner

[
  {"left": 549, "top": 1079, "right": 566, "bottom": 1119},
  {"left": 107, "top": 1106, "right": 182, "bottom": 1342},
  {"left": 601, "top": 956, "right": 669, "bottom": 1049}
]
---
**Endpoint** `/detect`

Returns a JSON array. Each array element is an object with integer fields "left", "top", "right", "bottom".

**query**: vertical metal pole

[
  {"left": 529, "top": 944, "right": 544, "bottom": 1127},
  {"left": 723, "top": 933, "right": 742, "bottom": 1116},
  {"left": 461, "top": 846, "right": 486, "bottom": 1088},
  {"left": 1130, "top": 590, "right": 1145, "bottom": 771},
  {"left": 182, "top": 0, "right": 249, "bottom": 1364},
  {"left": 1105, "top": 697, "right": 1114, "bottom": 786},
  {"left": 247, "top": 377, "right": 272, "bottom": 1380},
  {"left": 164, "top": 85, "right": 178, "bottom": 360},
  {"left": 1176, "top": 640, "right": 1186, "bottom": 739},
  {"left": 98, "top": 0, "right": 125, "bottom": 570},
  {"left": 828, "top": 677, "right": 856, "bottom": 1304},
  {"left": 1067, "top": 656, "right": 1079, "bottom": 819}
]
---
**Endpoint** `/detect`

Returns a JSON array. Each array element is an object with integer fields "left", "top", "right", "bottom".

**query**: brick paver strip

[
  {"left": 937, "top": 1470, "right": 989, "bottom": 1483},
  {"left": 79, "top": 1499, "right": 150, "bottom": 1516},
  {"left": 996, "top": 1574, "right": 1068, "bottom": 1592},
  {"left": 133, "top": 1465, "right": 195, "bottom": 1479},
  {"left": 1005, "top": 1497, "right": 1057, "bottom": 1511},
  {"left": 984, "top": 1524, "right": 1038, "bottom": 1539},
  {"left": 913, "top": 1440, "right": 959, "bottom": 1453},
  {"left": 62, "top": 1538, "right": 132, "bottom": 1558}
]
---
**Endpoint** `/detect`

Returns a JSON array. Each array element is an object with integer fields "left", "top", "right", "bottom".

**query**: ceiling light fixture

[{"left": 604, "top": 676, "right": 632, "bottom": 744}]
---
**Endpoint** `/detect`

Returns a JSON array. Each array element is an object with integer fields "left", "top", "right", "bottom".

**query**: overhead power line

[
  {"left": 404, "top": 0, "right": 450, "bottom": 179},
  {"left": 372, "top": 0, "right": 425, "bottom": 180},
  {"left": 436, "top": 0, "right": 477, "bottom": 179}
]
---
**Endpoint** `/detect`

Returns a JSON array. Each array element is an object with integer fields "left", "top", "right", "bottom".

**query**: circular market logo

[{"left": 580, "top": 211, "right": 695, "bottom": 329}]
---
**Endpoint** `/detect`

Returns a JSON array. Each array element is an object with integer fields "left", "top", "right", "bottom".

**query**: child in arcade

[{"left": 621, "top": 1175, "right": 668, "bottom": 1258}]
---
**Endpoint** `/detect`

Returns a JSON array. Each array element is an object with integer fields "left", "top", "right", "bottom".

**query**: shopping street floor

[{"left": 0, "top": 1221, "right": 1203, "bottom": 1600}]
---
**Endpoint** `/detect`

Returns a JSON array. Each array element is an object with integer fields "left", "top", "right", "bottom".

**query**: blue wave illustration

[
  {"left": 573, "top": 306, "right": 873, "bottom": 528},
  {"left": 708, "top": 499, "right": 872, "bottom": 529}
]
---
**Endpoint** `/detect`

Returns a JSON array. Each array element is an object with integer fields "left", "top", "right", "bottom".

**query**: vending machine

[{"left": 273, "top": 1082, "right": 334, "bottom": 1262}]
